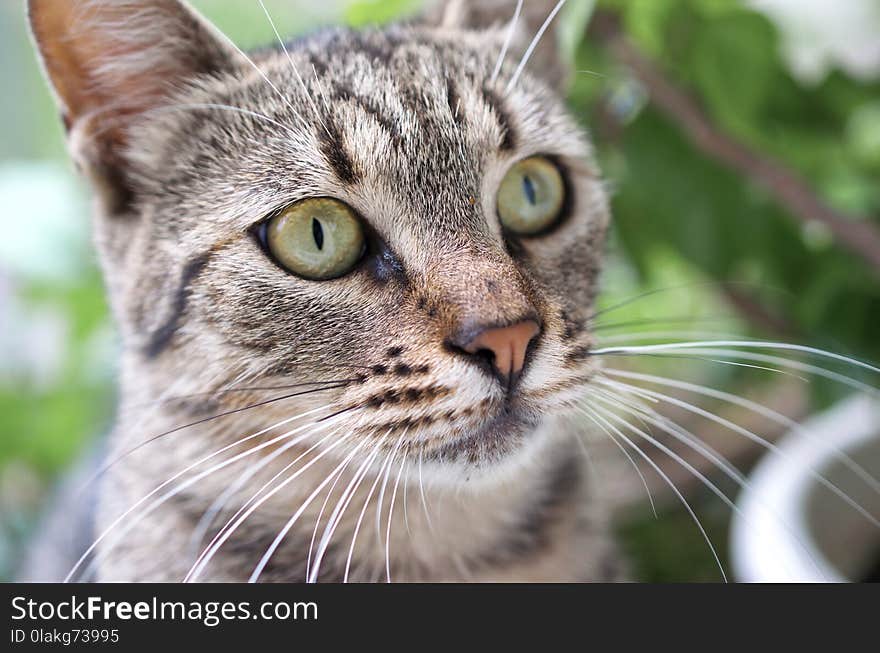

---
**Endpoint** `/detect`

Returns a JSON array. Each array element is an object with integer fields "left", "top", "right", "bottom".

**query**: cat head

[{"left": 29, "top": 0, "right": 609, "bottom": 474}]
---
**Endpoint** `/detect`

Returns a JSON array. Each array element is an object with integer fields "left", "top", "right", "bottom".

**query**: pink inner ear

[{"left": 29, "top": 0, "right": 237, "bottom": 148}]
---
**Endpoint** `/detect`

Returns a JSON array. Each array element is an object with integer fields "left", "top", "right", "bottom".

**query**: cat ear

[
  {"left": 28, "top": 0, "right": 243, "bottom": 213},
  {"left": 426, "top": 0, "right": 570, "bottom": 91}
]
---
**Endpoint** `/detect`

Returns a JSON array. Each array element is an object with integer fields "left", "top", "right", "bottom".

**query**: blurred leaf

[
  {"left": 847, "top": 101, "right": 880, "bottom": 169},
  {"left": 617, "top": 491, "right": 731, "bottom": 583},
  {"left": 689, "top": 11, "right": 777, "bottom": 138},
  {"left": 344, "top": 0, "right": 421, "bottom": 27},
  {"left": 560, "top": 0, "right": 597, "bottom": 64}
]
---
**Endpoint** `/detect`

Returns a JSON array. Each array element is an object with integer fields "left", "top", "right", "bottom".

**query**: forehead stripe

[
  {"left": 481, "top": 85, "right": 516, "bottom": 151},
  {"left": 483, "top": 86, "right": 516, "bottom": 150},
  {"left": 329, "top": 81, "right": 402, "bottom": 143},
  {"left": 319, "top": 118, "right": 359, "bottom": 184},
  {"left": 446, "top": 77, "right": 465, "bottom": 127}
]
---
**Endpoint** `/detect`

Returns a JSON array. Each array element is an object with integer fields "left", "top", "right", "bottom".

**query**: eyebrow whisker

[{"left": 490, "top": 0, "right": 524, "bottom": 84}]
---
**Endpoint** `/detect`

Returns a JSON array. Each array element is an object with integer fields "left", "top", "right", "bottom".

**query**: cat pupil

[
  {"left": 523, "top": 175, "right": 537, "bottom": 206},
  {"left": 312, "top": 218, "right": 324, "bottom": 250}
]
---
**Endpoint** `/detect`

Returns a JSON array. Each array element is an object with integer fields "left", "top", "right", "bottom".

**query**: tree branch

[{"left": 590, "top": 11, "right": 880, "bottom": 275}]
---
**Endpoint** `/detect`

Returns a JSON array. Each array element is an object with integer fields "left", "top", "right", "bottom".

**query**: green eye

[
  {"left": 266, "top": 198, "right": 365, "bottom": 280},
  {"left": 497, "top": 157, "right": 565, "bottom": 235}
]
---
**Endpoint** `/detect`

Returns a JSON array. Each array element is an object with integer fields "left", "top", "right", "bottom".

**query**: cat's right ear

[
  {"left": 28, "top": 0, "right": 243, "bottom": 214},
  {"left": 424, "top": 0, "right": 571, "bottom": 92}
]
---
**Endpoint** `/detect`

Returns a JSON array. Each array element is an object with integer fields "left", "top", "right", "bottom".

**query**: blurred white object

[
  {"left": 749, "top": 0, "right": 880, "bottom": 83},
  {"left": 0, "top": 163, "right": 89, "bottom": 388},
  {"left": 0, "top": 162, "right": 89, "bottom": 283},
  {"left": 731, "top": 394, "right": 880, "bottom": 582},
  {"left": 0, "top": 280, "right": 68, "bottom": 389}
]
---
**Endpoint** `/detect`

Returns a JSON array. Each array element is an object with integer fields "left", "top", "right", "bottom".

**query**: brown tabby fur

[{"left": 26, "top": 0, "right": 620, "bottom": 582}]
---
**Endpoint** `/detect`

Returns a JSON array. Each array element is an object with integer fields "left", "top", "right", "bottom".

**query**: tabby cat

[{"left": 23, "top": 0, "right": 625, "bottom": 582}]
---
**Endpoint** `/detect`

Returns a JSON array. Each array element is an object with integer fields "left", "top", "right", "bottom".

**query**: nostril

[
  {"left": 452, "top": 318, "right": 541, "bottom": 387},
  {"left": 471, "top": 346, "right": 497, "bottom": 367},
  {"left": 445, "top": 341, "right": 496, "bottom": 368}
]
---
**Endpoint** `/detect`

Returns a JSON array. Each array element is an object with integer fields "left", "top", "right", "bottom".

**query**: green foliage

[
  {"left": 577, "top": 0, "right": 880, "bottom": 379},
  {"left": 617, "top": 488, "right": 732, "bottom": 582},
  {"left": 0, "top": 271, "right": 114, "bottom": 474},
  {"left": 345, "top": 0, "right": 421, "bottom": 27}
]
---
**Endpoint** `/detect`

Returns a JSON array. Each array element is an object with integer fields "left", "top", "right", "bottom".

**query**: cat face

[{"left": 30, "top": 0, "right": 609, "bottom": 473}]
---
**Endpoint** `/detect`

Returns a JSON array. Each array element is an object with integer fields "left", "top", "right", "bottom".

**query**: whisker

[
  {"left": 183, "top": 417, "right": 358, "bottom": 582},
  {"left": 505, "top": 0, "right": 567, "bottom": 94},
  {"left": 591, "top": 386, "right": 752, "bottom": 487},
  {"left": 83, "top": 381, "right": 350, "bottom": 492},
  {"left": 309, "top": 431, "right": 391, "bottom": 583},
  {"left": 402, "top": 453, "right": 412, "bottom": 538},
  {"left": 141, "top": 421, "right": 348, "bottom": 583},
  {"left": 304, "top": 423, "right": 387, "bottom": 581},
  {"left": 699, "top": 358, "right": 809, "bottom": 381},
  {"left": 127, "top": 378, "right": 360, "bottom": 411},
  {"left": 604, "top": 368, "right": 880, "bottom": 495},
  {"left": 587, "top": 280, "right": 791, "bottom": 325},
  {"left": 84, "top": 101, "right": 299, "bottom": 142},
  {"left": 592, "top": 316, "right": 733, "bottom": 333},
  {"left": 375, "top": 436, "right": 405, "bottom": 549},
  {"left": 187, "top": 424, "right": 314, "bottom": 560},
  {"left": 247, "top": 434, "right": 371, "bottom": 583},
  {"left": 575, "top": 69, "right": 607, "bottom": 78},
  {"left": 576, "top": 424, "right": 657, "bottom": 518},
  {"left": 68, "top": 404, "right": 342, "bottom": 582},
  {"left": 418, "top": 450, "right": 435, "bottom": 534},
  {"left": 581, "top": 403, "right": 728, "bottom": 581},
  {"left": 258, "top": 0, "right": 331, "bottom": 138},
  {"left": 598, "top": 333, "right": 819, "bottom": 384},
  {"left": 592, "top": 343, "right": 875, "bottom": 392},
  {"left": 312, "top": 64, "right": 331, "bottom": 116},
  {"left": 590, "top": 340, "right": 880, "bottom": 375},
  {"left": 588, "top": 386, "right": 829, "bottom": 579},
  {"left": 597, "top": 330, "right": 746, "bottom": 344},
  {"left": 598, "top": 377, "right": 880, "bottom": 528},
  {"left": 187, "top": 408, "right": 374, "bottom": 582},
  {"left": 343, "top": 433, "right": 400, "bottom": 583},
  {"left": 189, "top": 418, "right": 354, "bottom": 581},
  {"left": 141, "top": 102, "right": 295, "bottom": 134},
  {"left": 182, "top": 387, "right": 363, "bottom": 555},
  {"left": 643, "top": 347, "right": 879, "bottom": 397},
  {"left": 385, "top": 450, "right": 409, "bottom": 583},
  {"left": 608, "top": 349, "right": 812, "bottom": 383},
  {"left": 570, "top": 430, "right": 604, "bottom": 494},
  {"left": 586, "top": 399, "right": 741, "bottom": 519},
  {"left": 305, "top": 443, "right": 362, "bottom": 582},
  {"left": 490, "top": 0, "right": 523, "bottom": 83},
  {"left": 210, "top": 15, "right": 311, "bottom": 130}
]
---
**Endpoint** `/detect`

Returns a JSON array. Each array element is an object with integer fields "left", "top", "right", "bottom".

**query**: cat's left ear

[
  {"left": 28, "top": 0, "right": 243, "bottom": 214},
  {"left": 425, "top": 0, "right": 571, "bottom": 92}
]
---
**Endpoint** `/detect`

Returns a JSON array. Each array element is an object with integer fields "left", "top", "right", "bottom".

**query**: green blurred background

[{"left": 1, "top": 0, "right": 878, "bottom": 581}]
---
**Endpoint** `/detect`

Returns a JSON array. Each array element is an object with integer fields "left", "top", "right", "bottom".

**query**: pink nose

[{"left": 461, "top": 320, "right": 541, "bottom": 383}]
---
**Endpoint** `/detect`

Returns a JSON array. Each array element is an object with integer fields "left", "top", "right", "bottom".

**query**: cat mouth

[
  {"left": 428, "top": 398, "right": 542, "bottom": 463},
  {"left": 475, "top": 402, "right": 539, "bottom": 439}
]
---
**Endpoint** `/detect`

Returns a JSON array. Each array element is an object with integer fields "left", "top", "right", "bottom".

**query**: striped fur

[{"left": 28, "top": 0, "right": 618, "bottom": 582}]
